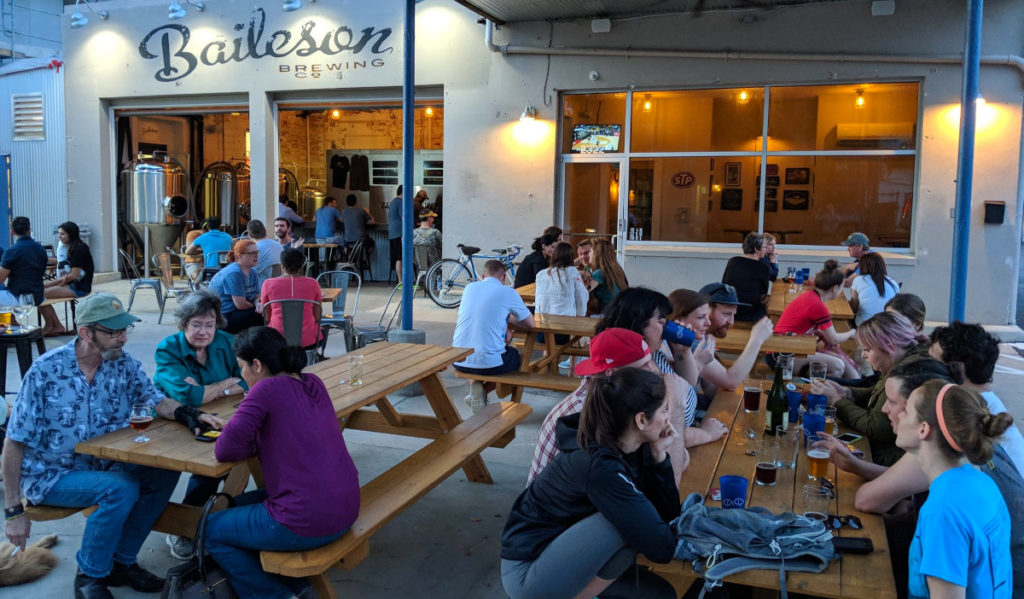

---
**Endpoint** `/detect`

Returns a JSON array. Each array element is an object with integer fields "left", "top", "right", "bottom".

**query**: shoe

[
  {"left": 166, "top": 534, "right": 194, "bottom": 560},
  {"left": 104, "top": 561, "right": 165, "bottom": 592},
  {"left": 465, "top": 382, "right": 487, "bottom": 415},
  {"left": 75, "top": 569, "right": 114, "bottom": 599},
  {"left": 558, "top": 358, "right": 571, "bottom": 370}
]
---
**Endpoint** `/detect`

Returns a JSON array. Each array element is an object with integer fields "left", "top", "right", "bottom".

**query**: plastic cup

[
  {"left": 806, "top": 393, "right": 828, "bottom": 415},
  {"left": 803, "top": 407, "right": 825, "bottom": 444},
  {"left": 720, "top": 475, "right": 749, "bottom": 509},
  {"left": 346, "top": 355, "right": 364, "bottom": 386},
  {"left": 786, "top": 390, "right": 803, "bottom": 424},
  {"left": 794, "top": 271, "right": 804, "bottom": 286},
  {"left": 802, "top": 267, "right": 811, "bottom": 280}
]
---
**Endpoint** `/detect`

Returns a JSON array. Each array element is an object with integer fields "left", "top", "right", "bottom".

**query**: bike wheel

[{"left": 426, "top": 259, "right": 474, "bottom": 308}]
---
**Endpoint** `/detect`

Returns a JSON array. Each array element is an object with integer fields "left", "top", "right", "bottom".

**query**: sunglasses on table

[{"left": 825, "top": 514, "right": 863, "bottom": 530}]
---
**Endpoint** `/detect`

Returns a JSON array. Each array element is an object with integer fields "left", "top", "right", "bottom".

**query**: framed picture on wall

[
  {"left": 754, "top": 197, "right": 779, "bottom": 213},
  {"left": 765, "top": 187, "right": 778, "bottom": 199},
  {"left": 783, "top": 189, "right": 810, "bottom": 210},
  {"left": 724, "top": 162, "right": 741, "bottom": 186},
  {"left": 766, "top": 164, "right": 779, "bottom": 177},
  {"left": 785, "top": 167, "right": 810, "bottom": 185},
  {"left": 721, "top": 188, "right": 743, "bottom": 210},
  {"left": 756, "top": 175, "right": 780, "bottom": 187}
]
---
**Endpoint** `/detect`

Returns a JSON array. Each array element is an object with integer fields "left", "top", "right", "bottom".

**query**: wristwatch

[{"left": 223, "top": 387, "right": 231, "bottom": 396}]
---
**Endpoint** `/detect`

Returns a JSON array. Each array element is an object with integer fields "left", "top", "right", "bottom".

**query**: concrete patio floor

[{"left": 1, "top": 277, "right": 1022, "bottom": 599}]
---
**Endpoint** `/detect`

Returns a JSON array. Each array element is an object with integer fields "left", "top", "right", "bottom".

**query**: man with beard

[
  {"left": 693, "top": 282, "right": 774, "bottom": 399},
  {"left": 274, "top": 217, "right": 304, "bottom": 250},
  {"left": 1, "top": 293, "right": 223, "bottom": 599}
]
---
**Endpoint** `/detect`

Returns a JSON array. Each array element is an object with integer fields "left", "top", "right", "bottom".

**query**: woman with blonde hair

[
  {"left": 588, "top": 239, "right": 628, "bottom": 313},
  {"left": 209, "top": 238, "right": 263, "bottom": 333}
]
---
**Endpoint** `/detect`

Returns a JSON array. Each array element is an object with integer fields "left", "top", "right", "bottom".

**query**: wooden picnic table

[
  {"left": 75, "top": 342, "right": 517, "bottom": 539},
  {"left": 717, "top": 328, "right": 819, "bottom": 357},
  {"left": 514, "top": 313, "right": 596, "bottom": 375},
  {"left": 515, "top": 282, "right": 536, "bottom": 304},
  {"left": 321, "top": 287, "right": 342, "bottom": 303},
  {"left": 768, "top": 282, "right": 855, "bottom": 321},
  {"left": 641, "top": 386, "right": 897, "bottom": 599}
]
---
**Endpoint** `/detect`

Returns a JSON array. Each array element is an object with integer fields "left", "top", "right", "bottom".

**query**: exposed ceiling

[{"left": 451, "top": 0, "right": 862, "bottom": 25}]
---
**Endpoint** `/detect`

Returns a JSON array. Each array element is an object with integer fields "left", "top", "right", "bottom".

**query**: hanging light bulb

[
  {"left": 330, "top": 109, "right": 341, "bottom": 120},
  {"left": 282, "top": 0, "right": 302, "bottom": 11},
  {"left": 424, "top": 106, "right": 434, "bottom": 117},
  {"left": 642, "top": 94, "right": 652, "bottom": 113},
  {"left": 168, "top": 1, "right": 187, "bottom": 19},
  {"left": 855, "top": 89, "right": 865, "bottom": 109},
  {"left": 738, "top": 90, "right": 749, "bottom": 104}
]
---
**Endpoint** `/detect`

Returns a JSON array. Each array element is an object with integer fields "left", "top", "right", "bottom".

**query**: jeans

[
  {"left": 501, "top": 512, "right": 675, "bottom": 599},
  {"left": 183, "top": 474, "right": 226, "bottom": 508},
  {"left": 41, "top": 464, "right": 179, "bottom": 578},
  {"left": 223, "top": 308, "right": 264, "bottom": 334},
  {"left": 205, "top": 490, "right": 346, "bottom": 599},
  {"left": 453, "top": 346, "right": 521, "bottom": 376}
]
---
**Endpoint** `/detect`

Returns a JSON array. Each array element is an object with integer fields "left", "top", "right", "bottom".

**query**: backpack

[{"left": 672, "top": 492, "right": 837, "bottom": 599}]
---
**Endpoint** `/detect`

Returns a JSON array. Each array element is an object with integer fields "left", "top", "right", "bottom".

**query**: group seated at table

[{"left": 260, "top": 248, "right": 326, "bottom": 352}]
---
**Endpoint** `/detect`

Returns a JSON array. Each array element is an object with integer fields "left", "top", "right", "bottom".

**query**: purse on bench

[{"left": 161, "top": 493, "right": 238, "bottom": 599}]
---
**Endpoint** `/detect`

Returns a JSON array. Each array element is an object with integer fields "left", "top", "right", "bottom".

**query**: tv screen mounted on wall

[{"left": 571, "top": 124, "right": 622, "bottom": 153}]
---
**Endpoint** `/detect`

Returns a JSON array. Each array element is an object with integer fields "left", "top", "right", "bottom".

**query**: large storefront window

[{"left": 560, "top": 82, "right": 919, "bottom": 247}]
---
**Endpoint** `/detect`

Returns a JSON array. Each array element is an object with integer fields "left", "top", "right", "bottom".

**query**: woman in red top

[
  {"left": 260, "top": 248, "right": 324, "bottom": 349},
  {"left": 774, "top": 260, "right": 858, "bottom": 378}
]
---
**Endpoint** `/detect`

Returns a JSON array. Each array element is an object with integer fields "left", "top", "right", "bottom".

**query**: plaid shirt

[{"left": 526, "top": 378, "right": 591, "bottom": 486}]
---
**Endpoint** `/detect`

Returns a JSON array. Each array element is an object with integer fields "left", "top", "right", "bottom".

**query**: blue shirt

[
  {"left": 209, "top": 263, "right": 260, "bottom": 315},
  {"left": 255, "top": 238, "right": 283, "bottom": 282},
  {"left": 387, "top": 195, "right": 403, "bottom": 239},
  {"left": 153, "top": 329, "right": 248, "bottom": 408},
  {"left": 192, "top": 230, "right": 233, "bottom": 268},
  {"left": 909, "top": 464, "right": 1012, "bottom": 599},
  {"left": 314, "top": 205, "right": 343, "bottom": 238},
  {"left": 5, "top": 340, "right": 164, "bottom": 504},
  {"left": 341, "top": 206, "right": 371, "bottom": 243},
  {"left": 1, "top": 236, "right": 47, "bottom": 305}
]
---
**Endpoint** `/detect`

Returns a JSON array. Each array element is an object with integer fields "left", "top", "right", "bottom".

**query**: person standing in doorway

[{"left": 388, "top": 185, "right": 403, "bottom": 282}]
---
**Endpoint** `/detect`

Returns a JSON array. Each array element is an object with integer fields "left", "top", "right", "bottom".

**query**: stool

[{"left": 0, "top": 327, "right": 46, "bottom": 395}]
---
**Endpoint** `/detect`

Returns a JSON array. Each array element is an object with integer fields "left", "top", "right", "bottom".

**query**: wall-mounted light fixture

[
  {"left": 855, "top": 89, "right": 865, "bottom": 109},
  {"left": 168, "top": 1, "right": 187, "bottom": 19},
  {"left": 520, "top": 104, "right": 536, "bottom": 122},
  {"left": 70, "top": 0, "right": 109, "bottom": 29},
  {"left": 283, "top": 0, "right": 318, "bottom": 11},
  {"left": 642, "top": 94, "right": 653, "bottom": 113}
]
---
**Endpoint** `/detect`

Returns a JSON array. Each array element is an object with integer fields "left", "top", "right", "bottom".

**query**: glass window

[
  {"left": 564, "top": 162, "right": 620, "bottom": 238},
  {"left": 631, "top": 88, "right": 764, "bottom": 153},
  {"left": 561, "top": 93, "right": 627, "bottom": 154}
]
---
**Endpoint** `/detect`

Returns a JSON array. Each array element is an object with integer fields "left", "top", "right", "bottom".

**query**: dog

[{"left": 0, "top": 534, "right": 60, "bottom": 587}]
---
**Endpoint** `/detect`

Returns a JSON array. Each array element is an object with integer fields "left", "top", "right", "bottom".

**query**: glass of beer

[
  {"left": 0, "top": 306, "right": 11, "bottom": 327},
  {"left": 742, "top": 379, "right": 761, "bottom": 413},
  {"left": 754, "top": 440, "right": 778, "bottom": 486},
  {"left": 806, "top": 434, "right": 830, "bottom": 480},
  {"left": 801, "top": 484, "right": 831, "bottom": 522},
  {"left": 129, "top": 402, "right": 154, "bottom": 443},
  {"left": 346, "top": 355, "right": 364, "bottom": 386},
  {"left": 824, "top": 406, "right": 839, "bottom": 436}
]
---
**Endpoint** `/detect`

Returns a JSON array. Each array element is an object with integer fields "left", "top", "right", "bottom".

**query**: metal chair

[
  {"left": 151, "top": 252, "right": 193, "bottom": 324},
  {"left": 316, "top": 270, "right": 361, "bottom": 350},
  {"left": 118, "top": 249, "right": 163, "bottom": 317},
  {"left": 212, "top": 250, "right": 231, "bottom": 268},
  {"left": 262, "top": 298, "right": 323, "bottom": 364},
  {"left": 337, "top": 239, "right": 371, "bottom": 281}
]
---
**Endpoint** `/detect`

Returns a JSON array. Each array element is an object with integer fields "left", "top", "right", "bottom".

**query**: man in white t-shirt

[
  {"left": 247, "top": 219, "right": 283, "bottom": 283},
  {"left": 452, "top": 260, "right": 535, "bottom": 412}
]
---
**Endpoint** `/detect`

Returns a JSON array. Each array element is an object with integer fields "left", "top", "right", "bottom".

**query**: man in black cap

[
  {"left": 840, "top": 232, "right": 871, "bottom": 286},
  {"left": 695, "top": 282, "right": 775, "bottom": 398},
  {"left": 2, "top": 292, "right": 223, "bottom": 599}
]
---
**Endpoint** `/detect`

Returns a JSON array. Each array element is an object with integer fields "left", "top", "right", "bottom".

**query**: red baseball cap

[{"left": 574, "top": 328, "right": 651, "bottom": 376}]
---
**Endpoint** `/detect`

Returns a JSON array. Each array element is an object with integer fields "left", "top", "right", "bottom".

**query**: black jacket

[
  {"left": 500, "top": 413, "right": 681, "bottom": 563},
  {"left": 514, "top": 250, "right": 548, "bottom": 288}
]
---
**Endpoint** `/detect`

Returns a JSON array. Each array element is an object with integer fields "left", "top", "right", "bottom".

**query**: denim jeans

[
  {"left": 205, "top": 490, "right": 346, "bottom": 599},
  {"left": 183, "top": 474, "right": 226, "bottom": 507},
  {"left": 41, "top": 464, "right": 179, "bottom": 578},
  {"left": 453, "top": 346, "right": 522, "bottom": 376}
]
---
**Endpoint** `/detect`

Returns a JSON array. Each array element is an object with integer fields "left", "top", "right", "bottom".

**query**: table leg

[
  {"left": 0, "top": 344, "right": 8, "bottom": 395},
  {"left": 519, "top": 332, "right": 539, "bottom": 372},
  {"left": 419, "top": 372, "right": 492, "bottom": 483},
  {"left": 15, "top": 339, "right": 33, "bottom": 377}
]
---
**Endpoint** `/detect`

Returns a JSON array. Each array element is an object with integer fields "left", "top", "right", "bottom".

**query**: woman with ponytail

[
  {"left": 501, "top": 368, "right": 679, "bottom": 599},
  {"left": 897, "top": 380, "right": 1013, "bottom": 598},
  {"left": 205, "top": 327, "right": 360, "bottom": 598}
]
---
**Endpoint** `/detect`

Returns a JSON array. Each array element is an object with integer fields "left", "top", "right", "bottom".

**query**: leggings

[{"left": 501, "top": 512, "right": 676, "bottom": 599}]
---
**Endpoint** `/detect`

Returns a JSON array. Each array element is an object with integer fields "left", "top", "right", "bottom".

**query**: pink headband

[{"left": 934, "top": 383, "right": 963, "bottom": 453}]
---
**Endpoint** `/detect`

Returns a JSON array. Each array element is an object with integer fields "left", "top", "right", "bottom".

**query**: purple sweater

[{"left": 215, "top": 373, "right": 360, "bottom": 537}]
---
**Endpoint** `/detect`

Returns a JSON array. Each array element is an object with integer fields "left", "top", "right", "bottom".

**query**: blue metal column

[
  {"left": 949, "top": 0, "right": 984, "bottom": 321},
  {"left": 400, "top": 0, "right": 415, "bottom": 330}
]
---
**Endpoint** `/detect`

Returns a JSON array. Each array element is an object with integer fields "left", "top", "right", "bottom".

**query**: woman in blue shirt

[
  {"left": 897, "top": 381, "right": 1014, "bottom": 598},
  {"left": 209, "top": 239, "right": 263, "bottom": 334}
]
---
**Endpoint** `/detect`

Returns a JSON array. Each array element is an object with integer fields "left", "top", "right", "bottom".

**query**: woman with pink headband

[{"left": 896, "top": 380, "right": 1013, "bottom": 599}]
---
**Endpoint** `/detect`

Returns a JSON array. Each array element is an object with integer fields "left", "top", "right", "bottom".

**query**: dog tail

[{"left": 0, "top": 535, "right": 60, "bottom": 587}]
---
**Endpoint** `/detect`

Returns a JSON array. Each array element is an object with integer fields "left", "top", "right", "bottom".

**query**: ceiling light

[
  {"left": 168, "top": 1, "right": 187, "bottom": 19},
  {"left": 282, "top": 0, "right": 302, "bottom": 11},
  {"left": 424, "top": 107, "right": 434, "bottom": 117},
  {"left": 330, "top": 109, "right": 341, "bottom": 120},
  {"left": 738, "top": 91, "right": 749, "bottom": 104},
  {"left": 520, "top": 103, "right": 536, "bottom": 122},
  {"left": 642, "top": 94, "right": 652, "bottom": 113},
  {"left": 69, "top": 0, "right": 108, "bottom": 29},
  {"left": 855, "top": 89, "right": 865, "bottom": 108}
]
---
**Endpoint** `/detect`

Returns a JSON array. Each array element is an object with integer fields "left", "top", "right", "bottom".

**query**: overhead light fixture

[
  {"left": 185, "top": 0, "right": 206, "bottom": 11},
  {"left": 330, "top": 109, "right": 341, "bottom": 120},
  {"left": 520, "top": 103, "right": 536, "bottom": 122},
  {"left": 591, "top": 18, "right": 612, "bottom": 33},
  {"left": 738, "top": 90, "right": 749, "bottom": 104},
  {"left": 642, "top": 94, "right": 652, "bottom": 113},
  {"left": 282, "top": 0, "right": 302, "bottom": 11},
  {"left": 424, "top": 106, "right": 434, "bottom": 117},
  {"left": 69, "top": 0, "right": 109, "bottom": 29},
  {"left": 855, "top": 89, "right": 865, "bottom": 108},
  {"left": 168, "top": 1, "right": 187, "bottom": 19}
]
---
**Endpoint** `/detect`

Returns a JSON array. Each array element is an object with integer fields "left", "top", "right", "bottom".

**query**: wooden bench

[
  {"left": 259, "top": 400, "right": 532, "bottom": 599},
  {"left": 24, "top": 503, "right": 97, "bottom": 521},
  {"left": 510, "top": 338, "right": 589, "bottom": 357},
  {"left": 39, "top": 296, "right": 85, "bottom": 330},
  {"left": 452, "top": 369, "right": 581, "bottom": 403}
]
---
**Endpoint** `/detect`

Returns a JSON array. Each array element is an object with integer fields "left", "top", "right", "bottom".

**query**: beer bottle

[{"left": 765, "top": 362, "right": 788, "bottom": 435}]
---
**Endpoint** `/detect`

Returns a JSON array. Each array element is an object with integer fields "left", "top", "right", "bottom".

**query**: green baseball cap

[{"left": 76, "top": 292, "right": 141, "bottom": 330}]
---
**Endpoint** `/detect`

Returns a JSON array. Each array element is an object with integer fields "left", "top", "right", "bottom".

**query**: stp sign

[{"left": 672, "top": 172, "right": 696, "bottom": 188}]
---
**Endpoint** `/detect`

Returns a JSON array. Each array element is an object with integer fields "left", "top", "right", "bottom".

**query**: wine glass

[
  {"left": 129, "top": 403, "right": 154, "bottom": 443},
  {"left": 13, "top": 294, "right": 35, "bottom": 329}
]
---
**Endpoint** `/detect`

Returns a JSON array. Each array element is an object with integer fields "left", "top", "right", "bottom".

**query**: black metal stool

[{"left": 0, "top": 327, "right": 46, "bottom": 395}]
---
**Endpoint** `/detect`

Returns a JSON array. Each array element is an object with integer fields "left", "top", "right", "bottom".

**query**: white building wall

[
  {"left": 0, "top": 0, "right": 62, "bottom": 59},
  {"left": 60, "top": 0, "right": 1024, "bottom": 325}
]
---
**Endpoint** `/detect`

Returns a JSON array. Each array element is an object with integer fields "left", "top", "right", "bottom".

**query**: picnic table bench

[{"left": 77, "top": 342, "right": 531, "bottom": 599}]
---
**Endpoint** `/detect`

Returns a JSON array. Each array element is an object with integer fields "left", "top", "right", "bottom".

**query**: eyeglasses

[
  {"left": 825, "top": 514, "right": 863, "bottom": 530},
  {"left": 186, "top": 321, "right": 217, "bottom": 332},
  {"left": 92, "top": 324, "right": 132, "bottom": 337},
  {"left": 241, "top": 251, "right": 259, "bottom": 256}
]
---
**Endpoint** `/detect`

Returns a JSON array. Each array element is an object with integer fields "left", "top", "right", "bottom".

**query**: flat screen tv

[{"left": 571, "top": 124, "right": 622, "bottom": 153}]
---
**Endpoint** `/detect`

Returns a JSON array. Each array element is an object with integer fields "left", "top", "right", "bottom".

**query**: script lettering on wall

[{"left": 138, "top": 7, "right": 393, "bottom": 83}]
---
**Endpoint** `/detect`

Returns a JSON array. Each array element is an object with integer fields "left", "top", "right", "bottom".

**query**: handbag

[{"left": 161, "top": 493, "right": 238, "bottom": 599}]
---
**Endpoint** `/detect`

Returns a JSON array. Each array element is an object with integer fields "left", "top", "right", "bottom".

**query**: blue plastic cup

[
  {"left": 804, "top": 408, "right": 826, "bottom": 445},
  {"left": 662, "top": 320, "right": 696, "bottom": 347},
  {"left": 806, "top": 393, "right": 827, "bottom": 413},
  {"left": 786, "top": 390, "right": 803, "bottom": 424},
  {"left": 802, "top": 267, "right": 811, "bottom": 279},
  {"left": 720, "top": 475, "right": 749, "bottom": 509},
  {"left": 794, "top": 271, "right": 804, "bottom": 286}
]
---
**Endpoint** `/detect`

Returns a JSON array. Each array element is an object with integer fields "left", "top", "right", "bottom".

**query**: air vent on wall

[
  {"left": 12, "top": 93, "right": 45, "bottom": 141},
  {"left": 835, "top": 122, "right": 913, "bottom": 147}
]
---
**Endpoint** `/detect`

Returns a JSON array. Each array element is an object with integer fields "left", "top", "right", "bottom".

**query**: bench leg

[
  {"left": 307, "top": 573, "right": 337, "bottom": 599},
  {"left": 419, "top": 372, "right": 492, "bottom": 484}
]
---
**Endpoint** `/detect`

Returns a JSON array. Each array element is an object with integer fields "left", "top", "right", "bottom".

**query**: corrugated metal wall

[{"left": 0, "top": 63, "right": 67, "bottom": 248}]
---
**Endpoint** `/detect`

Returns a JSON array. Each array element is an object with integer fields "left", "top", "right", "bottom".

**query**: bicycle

[{"left": 424, "top": 242, "right": 522, "bottom": 308}]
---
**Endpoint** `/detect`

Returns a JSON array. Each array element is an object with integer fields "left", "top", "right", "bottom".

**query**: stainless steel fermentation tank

[
  {"left": 195, "top": 161, "right": 249, "bottom": 232},
  {"left": 121, "top": 153, "right": 191, "bottom": 277}
]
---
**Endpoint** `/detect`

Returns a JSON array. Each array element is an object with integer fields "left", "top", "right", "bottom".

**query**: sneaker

[
  {"left": 558, "top": 358, "right": 572, "bottom": 370},
  {"left": 465, "top": 382, "right": 487, "bottom": 415},
  {"left": 165, "top": 534, "right": 194, "bottom": 560},
  {"left": 103, "top": 562, "right": 164, "bottom": 592}
]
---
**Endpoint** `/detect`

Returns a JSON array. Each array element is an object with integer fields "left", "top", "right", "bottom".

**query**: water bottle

[{"left": 662, "top": 321, "right": 695, "bottom": 347}]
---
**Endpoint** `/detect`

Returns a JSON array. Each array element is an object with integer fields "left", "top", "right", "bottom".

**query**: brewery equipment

[{"left": 121, "top": 152, "right": 191, "bottom": 277}]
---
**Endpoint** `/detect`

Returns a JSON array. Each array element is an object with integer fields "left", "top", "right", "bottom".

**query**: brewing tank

[
  {"left": 200, "top": 163, "right": 236, "bottom": 228},
  {"left": 121, "top": 153, "right": 190, "bottom": 260},
  {"left": 235, "top": 162, "right": 251, "bottom": 224},
  {"left": 300, "top": 186, "right": 325, "bottom": 221}
]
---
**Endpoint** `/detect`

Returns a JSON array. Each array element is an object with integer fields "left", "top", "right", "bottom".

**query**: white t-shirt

[
  {"left": 850, "top": 274, "right": 899, "bottom": 325},
  {"left": 535, "top": 266, "right": 588, "bottom": 316},
  {"left": 255, "top": 238, "right": 284, "bottom": 281},
  {"left": 453, "top": 277, "right": 532, "bottom": 369},
  {"left": 981, "top": 391, "right": 1024, "bottom": 479}
]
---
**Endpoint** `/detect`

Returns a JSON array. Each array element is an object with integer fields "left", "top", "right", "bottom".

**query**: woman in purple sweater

[{"left": 205, "top": 327, "right": 360, "bottom": 599}]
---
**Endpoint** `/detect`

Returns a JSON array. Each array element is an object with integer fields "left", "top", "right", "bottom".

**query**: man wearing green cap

[{"left": 1, "top": 292, "right": 224, "bottom": 599}]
